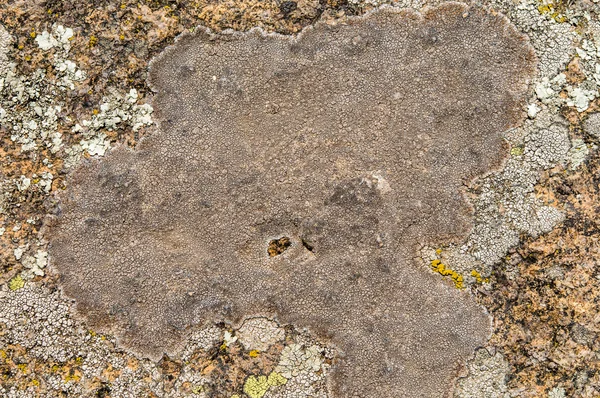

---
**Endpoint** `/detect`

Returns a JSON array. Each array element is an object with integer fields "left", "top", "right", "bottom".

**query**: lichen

[
  {"left": 48, "top": 4, "right": 535, "bottom": 397},
  {"left": 243, "top": 371, "right": 288, "bottom": 398},
  {"left": 430, "top": 259, "right": 465, "bottom": 289},
  {"left": 8, "top": 275, "right": 24, "bottom": 291}
]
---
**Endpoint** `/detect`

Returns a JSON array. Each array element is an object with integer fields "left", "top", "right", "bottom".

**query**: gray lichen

[
  {"left": 48, "top": 3, "right": 536, "bottom": 397},
  {"left": 453, "top": 348, "right": 510, "bottom": 398}
]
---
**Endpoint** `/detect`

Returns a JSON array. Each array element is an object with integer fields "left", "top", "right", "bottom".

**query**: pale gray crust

[{"left": 48, "top": 3, "right": 536, "bottom": 397}]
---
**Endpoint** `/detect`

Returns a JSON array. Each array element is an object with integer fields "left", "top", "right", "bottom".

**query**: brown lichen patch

[
  {"left": 48, "top": 4, "right": 536, "bottom": 397},
  {"left": 479, "top": 148, "right": 600, "bottom": 397},
  {"left": 0, "top": 0, "right": 352, "bottom": 282}
]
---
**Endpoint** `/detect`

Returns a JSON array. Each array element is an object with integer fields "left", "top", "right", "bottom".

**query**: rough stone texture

[
  {"left": 47, "top": 3, "right": 535, "bottom": 397},
  {"left": 477, "top": 151, "right": 600, "bottom": 397}
]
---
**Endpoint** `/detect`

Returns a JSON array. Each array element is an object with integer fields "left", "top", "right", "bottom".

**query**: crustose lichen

[{"left": 48, "top": 3, "right": 536, "bottom": 397}]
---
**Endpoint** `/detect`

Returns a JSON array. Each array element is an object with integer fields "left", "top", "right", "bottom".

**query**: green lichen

[
  {"left": 243, "top": 371, "right": 288, "bottom": 398},
  {"left": 510, "top": 146, "right": 524, "bottom": 156},
  {"left": 267, "top": 372, "right": 287, "bottom": 387},
  {"left": 8, "top": 275, "right": 25, "bottom": 291}
]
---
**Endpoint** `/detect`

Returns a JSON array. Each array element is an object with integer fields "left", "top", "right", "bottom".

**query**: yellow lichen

[
  {"left": 510, "top": 146, "right": 524, "bottom": 156},
  {"left": 244, "top": 375, "right": 269, "bottom": 398},
  {"left": 243, "top": 371, "right": 287, "bottom": 398},
  {"left": 8, "top": 275, "right": 25, "bottom": 291},
  {"left": 470, "top": 269, "right": 490, "bottom": 284},
  {"left": 89, "top": 35, "right": 98, "bottom": 47},
  {"left": 430, "top": 259, "right": 464, "bottom": 289},
  {"left": 537, "top": 1, "right": 568, "bottom": 23},
  {"left": 249, "top": 349, "right": 260, "bottom": 358},
  {"left": 537, "top": 3, "right": 554, "bottom": 14},
  {"left": 267, "top": 372, "right": 287, "bottom": 387},
  {"left": 64, "top": 373, "right": 81, "bottom": 383}
]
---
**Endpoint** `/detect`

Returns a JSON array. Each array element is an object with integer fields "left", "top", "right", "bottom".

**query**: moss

[{"left": 8, "top": 275, "right": 25, "bottom": 291}]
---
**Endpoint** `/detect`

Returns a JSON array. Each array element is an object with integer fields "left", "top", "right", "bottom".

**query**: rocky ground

[{"left": 1, "top": 0, "right": 600, "bottom": 397}]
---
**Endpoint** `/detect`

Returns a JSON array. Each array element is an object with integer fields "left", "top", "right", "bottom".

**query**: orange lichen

[{"left": 430, "top": 260, "right": 464, "bottom": 289}]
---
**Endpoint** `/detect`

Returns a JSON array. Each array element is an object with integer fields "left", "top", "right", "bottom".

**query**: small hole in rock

[
  {"left": 268, "top": 237, "right": 291, "bottom": 257},
  {"left": 301, "top": 238, "right": 314, "bottom": 253}
]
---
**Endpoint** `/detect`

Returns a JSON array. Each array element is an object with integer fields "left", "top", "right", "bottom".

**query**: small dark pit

[
  {"left": 301, "top": 238, "right": 315, "bottom": 253},
  {"left": 268, "top": 236, "right": 292, "bottom": 257}
]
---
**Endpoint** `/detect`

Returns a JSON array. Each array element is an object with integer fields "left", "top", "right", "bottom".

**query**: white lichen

[{"left": 237, "top": 317, "right": 285, "bottom": 351}]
